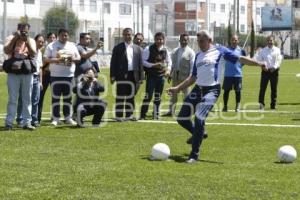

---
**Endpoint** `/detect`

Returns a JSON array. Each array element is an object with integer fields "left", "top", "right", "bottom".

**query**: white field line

[
  {"left": 137, "top": 120, "right": 300, "bottom": 128},
  {"left": 0, "top": 109, "right": 298, "bottom": 116},
  {"left": 0, "top": 115, "right": 299, "bottom": 129}
]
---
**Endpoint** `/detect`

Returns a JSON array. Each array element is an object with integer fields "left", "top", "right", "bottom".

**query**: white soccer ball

[
  {"left": 296, "top": 73, "right": 300, "bottom": 78},
  {"left": 278, "top": 145, "right": 297, "bottom": 163},
  {"left": 151, "top": 143, "right": 170, "bottom": 160}
]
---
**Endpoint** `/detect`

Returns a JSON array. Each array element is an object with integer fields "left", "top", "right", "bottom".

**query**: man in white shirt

[
  {"left": 255, "top": 35, "right": 283, "bottom": 110},
  {"left": 44, "top": 28, "right": 81, "bottom": 126},
  {"left": 110, "top": 28, "right": 144, "bottom": 121},
  {"left": 167, "top": 30, "right": 267, "bottom": 163}
]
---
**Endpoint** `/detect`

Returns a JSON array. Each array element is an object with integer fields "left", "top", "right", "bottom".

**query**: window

[
  {"left": 80, "top": 0, "right": 84, "bottom": 11},
  {"left": 119, "top": 4, "right": 131, "bottom": 15},
  {"left": 240, "top": 6, "right": 245, "bottom": 14},
  {"left": 90, "top": 0, "right": 97, "bottom": 13},
  {"left": 210, "top": 3, "right": 216, "bottom": 12},
  {"left": 2, "top": 0, "right": 14, "bottom": 2},
  {"left": 104, "top": 3, "right": 110, "bottom": 14},
  {"left": 240, "top": 24, "right": 245, "bottom": 32},
  {"left": 220, "top": 23, "right": 225, "bottom": 28},
  {"left": 185, "top": 21, "right": 196, "bottom": 31},
  {"left": 23, "top": 0, "right": 34, "bottom": 4},
  {"left": 220, "top": 4, "right": 225, "bottom": 13},
  {"left": 256, "top": 7, "right": 261, "bottom": 15},
  {"left": 186, "top": 2, "right": 196, "bottom": 11}
]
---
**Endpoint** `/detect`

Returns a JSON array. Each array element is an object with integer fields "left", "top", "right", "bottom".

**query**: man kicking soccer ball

[{"left": 166, "top": 31, "right": 267, "bottom": 163}]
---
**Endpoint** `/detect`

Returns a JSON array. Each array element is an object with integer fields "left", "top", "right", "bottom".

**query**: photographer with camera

[
  {"left": 3, "top": 23, "right": 37, "bottom": 131},
  {"left": 73, "top": 69, "right": 107, "bottom": 127}
]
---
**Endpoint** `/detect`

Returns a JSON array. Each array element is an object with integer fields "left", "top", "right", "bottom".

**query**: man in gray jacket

[{"left": 164, "top": 33, "right": 195, "bottom": 116}]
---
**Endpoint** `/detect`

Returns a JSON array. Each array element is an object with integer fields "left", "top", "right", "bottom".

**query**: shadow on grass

[
  {"left": 292, "top": 119, "right": 300, "bottom": 121},
  {"left": 274, "top": 161, "right": 294, "bottom": 164},
  {"left": 141, "top": 154, "right": 224, "bottom": 164},
  {"left": 278, "top": 103, "right": 300, "bottom": 106}
]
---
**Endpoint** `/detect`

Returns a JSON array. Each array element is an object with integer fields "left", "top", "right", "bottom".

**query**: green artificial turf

[{"left": 0, "top": 60, "right": 299, "bottom": 199}]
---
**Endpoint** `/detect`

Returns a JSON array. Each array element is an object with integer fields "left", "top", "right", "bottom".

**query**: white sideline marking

[{"left": 137, "top": 120, "right": 300, "bottom": 128}]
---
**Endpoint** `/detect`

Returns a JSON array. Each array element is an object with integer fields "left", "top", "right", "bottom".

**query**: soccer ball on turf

[
  {"left": 151, "top": 143, "right": 170, "bottom": 160},
  {"left": 277, "top": 145, "right": 297, "bottom": 163}
]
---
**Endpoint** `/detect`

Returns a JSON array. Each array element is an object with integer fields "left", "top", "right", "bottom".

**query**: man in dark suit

[{"left": 110, "top": 28, "right": 144, "bottom": 122}]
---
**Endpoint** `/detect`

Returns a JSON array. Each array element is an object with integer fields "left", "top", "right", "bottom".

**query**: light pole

[
  {"left": 206, "top": 0, "right": 210, "bottom": 32},
  {"left": 2, "top": 0, "right": 7, "bottom": 43}
]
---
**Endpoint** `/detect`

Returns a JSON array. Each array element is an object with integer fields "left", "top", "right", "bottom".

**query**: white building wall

[
  {"left": 0, "top": 0, "right": 41, "bottom": 38},
  {"left": 208, "top": 0, "right": 248, "bottom": 34},
  {"left": 1, "top": 0, "right": 150, "bottom": 52}
]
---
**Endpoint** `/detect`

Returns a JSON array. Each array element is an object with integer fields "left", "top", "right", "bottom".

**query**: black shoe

[
  {"left": 222, "top": 106, "right": 228, "bottom": 112},
  {"left": 23, "top": 124, "right": 36, "bottom": 131},
  {"left": 270, "top": 104, "right": 276, "bottom": 109},
  {"left": 4, "top": 125, "right": 13, "bottom": 131}
]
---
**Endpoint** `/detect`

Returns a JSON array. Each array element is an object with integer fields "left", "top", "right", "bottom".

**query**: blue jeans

[
  {"left": 177, "top": 85, "right": 220, "bottom": 160},
  {"left": 6, "top": 73, "right": 33, "bottom": 126},
  {"left": 38, "top": 70, "right": 51, "bottom": 122},
  {"left": 17, "top": 75, "right": 40, "bottom": 125},
  {"left": 50, "top": 76, "right": 73, "bottom": 120},
  {"left": 140, "top": 74, "right": 165, "bottom": 118}
]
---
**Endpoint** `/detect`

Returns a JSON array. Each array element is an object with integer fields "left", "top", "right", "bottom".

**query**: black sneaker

[
  {"left": 222, "top": 106, "right": 228, "bottom": 112},
  {"left": 270, "top": 104, "right": 276, "bottom": 109},
  {"left": 23, "top": 124, "right": 36, "bottom": 131}
]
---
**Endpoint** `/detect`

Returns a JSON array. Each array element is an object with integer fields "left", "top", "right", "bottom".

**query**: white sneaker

[
  {"left": 65, "top": 118, "right": 77, "bottom": 126},
  {"left": 51, "top": 120, "right": 59, "bottom": 126},
  {"left": 186, "top": 158, "right": 197, "bottom": 164}
]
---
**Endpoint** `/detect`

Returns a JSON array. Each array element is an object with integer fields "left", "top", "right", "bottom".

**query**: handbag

[
  {"left": 3, "top": 39, "right": 37, "bottom": 74},
  {"left": 23, "top": 59, "right": 37, "bottom": 74},
  {"left": 2, "top": 57, "right": 23, "bottom": 74}
]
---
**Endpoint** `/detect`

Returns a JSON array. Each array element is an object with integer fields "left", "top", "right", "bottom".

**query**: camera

[{"left": 20, "top": 31, "right": 28, "bottom": 37}]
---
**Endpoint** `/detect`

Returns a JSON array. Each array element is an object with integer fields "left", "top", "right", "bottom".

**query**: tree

[
  {"left": 20, "top": 15, "right": 29, "bottom": 24},
  {"left": 250, "top": 20, "right": 255, "bottom": 58},
  {"left": 43, "top": 6, "right": 79, "bottom": 38},
  {"left": 274, "top": 31, "right": 293, "bottom": 54}
]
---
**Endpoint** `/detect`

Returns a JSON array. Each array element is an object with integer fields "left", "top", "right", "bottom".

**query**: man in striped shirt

[{"left": 167, "top": 31, "right": 267, "bottom": 163}]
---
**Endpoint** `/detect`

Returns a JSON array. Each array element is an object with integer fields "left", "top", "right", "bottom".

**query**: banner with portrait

[{"left": 261, "top": 6, "right": 292, "bottom": 31}]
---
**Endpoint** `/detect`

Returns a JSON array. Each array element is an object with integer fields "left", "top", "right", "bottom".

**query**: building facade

[{"left": 1, "top": 0, "right": 151, "bottom": 52}]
